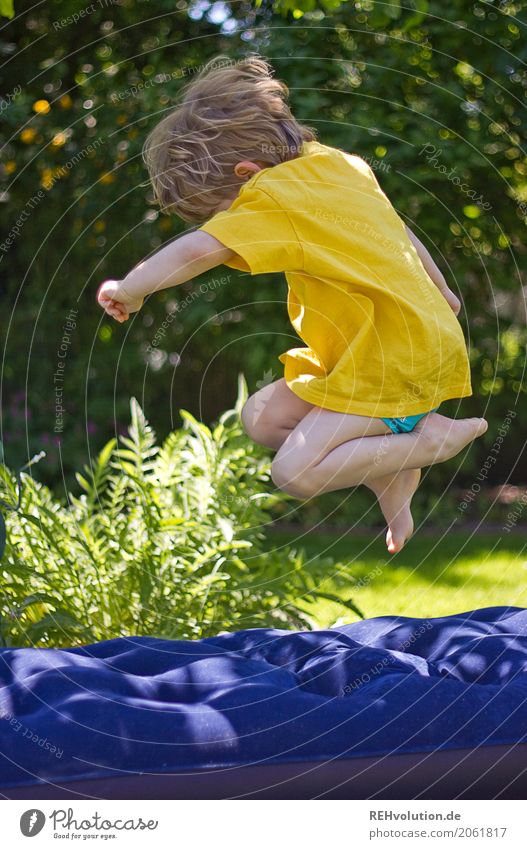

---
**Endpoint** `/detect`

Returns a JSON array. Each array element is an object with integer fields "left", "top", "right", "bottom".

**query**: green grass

[{"left": 269, "top": 528, "right": 527, "bottom": 627}]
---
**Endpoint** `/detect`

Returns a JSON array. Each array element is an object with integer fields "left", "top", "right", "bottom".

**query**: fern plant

[{"left": 0, "top": 377, "right": 362, "bottom": 647}]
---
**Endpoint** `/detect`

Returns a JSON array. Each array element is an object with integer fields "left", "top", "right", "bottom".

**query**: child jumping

[{"left": 98, "top": 56, "right": 487, "bottom": 553}]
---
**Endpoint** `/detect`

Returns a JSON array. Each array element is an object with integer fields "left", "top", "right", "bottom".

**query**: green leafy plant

[
  {"left": 0, "top": 0, "right": 14, "bottom": 20},
  {"left": 0, "top": 378, "right": 361, "bottom": 647}
]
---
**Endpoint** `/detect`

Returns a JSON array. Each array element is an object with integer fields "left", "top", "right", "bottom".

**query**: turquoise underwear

[{"left": 381, "top": 407, "right": 439, "bottom": 434}]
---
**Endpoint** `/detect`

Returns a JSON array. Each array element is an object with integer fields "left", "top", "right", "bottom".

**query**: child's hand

[
  {"left": 97, "top": 280, "right": 144, "bottom": 323},
  {"left": 443, "top": 288, "right": 461, "bottom": 316}
]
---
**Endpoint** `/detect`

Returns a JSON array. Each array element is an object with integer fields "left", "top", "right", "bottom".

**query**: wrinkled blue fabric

[{"left": 0, "top": 607, "right": 526, "bottom": 788}]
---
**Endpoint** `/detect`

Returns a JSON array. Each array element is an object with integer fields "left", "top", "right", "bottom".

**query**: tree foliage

[{"left": 1, "top": 0, "right": 526, "bottom": 502}]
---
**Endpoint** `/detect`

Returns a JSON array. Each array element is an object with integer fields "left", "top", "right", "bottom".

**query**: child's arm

[
  {"left": 405, "top": 225, "right": 461, "bottom": 315},
  {"left": 97, "top": 231, "right": 234, "bottom": 322}
]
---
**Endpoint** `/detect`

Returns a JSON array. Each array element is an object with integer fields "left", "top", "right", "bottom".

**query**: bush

[{"left": 0, "top": 379, "right": 361, "bottom": 647}]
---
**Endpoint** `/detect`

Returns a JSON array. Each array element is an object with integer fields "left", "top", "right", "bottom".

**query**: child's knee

[
  {"left": 241, "top": 396, "right": 262, "bottom": 439},
  {"left": 271, "top": 455, "right": 316, "bottom": 499},
  {"left": 241, "top": 391, "right": 284, "bottom": 448},
  {"left": 240, "top": 397, "right": 255, "bottom": 437},
  {"left": 241, "top": 394, "right": 274, "bottom": 445}
]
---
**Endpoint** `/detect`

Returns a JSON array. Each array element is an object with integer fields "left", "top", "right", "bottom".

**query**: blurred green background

[{"left": 1, "top": 0, "right": 526, "bottom": 523}]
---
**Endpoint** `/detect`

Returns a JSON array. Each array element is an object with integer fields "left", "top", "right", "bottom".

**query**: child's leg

[
  {"left": 241, "top": 378, "right": 314, "bottom": 450},
  {"left": 367, "top": 468, "right": 421, "bottom": 553},
  {"left": 241, "top": 380, "right": 487, "bottom": 552},
  {"left": 265, "top": 407, "right": 424, "bottom": 551},
  {"left": 270, "top": 407, "right": 487, "bottom": 499},
  {"left": 241, "top": 380, "right": 419, "bottom": 549}
]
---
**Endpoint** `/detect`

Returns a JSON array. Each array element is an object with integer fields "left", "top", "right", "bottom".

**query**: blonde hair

[{"left": 142, "top": 55, "right": 317, "bottom": 224}]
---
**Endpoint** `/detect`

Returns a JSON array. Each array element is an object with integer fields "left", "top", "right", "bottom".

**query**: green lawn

[{"left": 269, "top": 528, "right": 527, "bottom": 626}]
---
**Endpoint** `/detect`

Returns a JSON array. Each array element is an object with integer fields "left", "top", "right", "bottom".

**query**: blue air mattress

[{"left": 1, "top": 607, "right": 526, "bottom": 799}]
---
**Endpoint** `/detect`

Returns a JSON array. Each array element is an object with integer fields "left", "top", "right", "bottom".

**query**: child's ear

[{"left": 234, "top": 160, "right": 261, "bottom": 179}]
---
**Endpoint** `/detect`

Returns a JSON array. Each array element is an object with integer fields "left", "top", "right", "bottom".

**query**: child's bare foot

[
  {"left": 413, "top": 413, "right": 487, "bottom": 463},
  {"left": 384, "top": 469, "right": 421, "bottom": 554},
  {"left": 365, "top": 414, "right": 486, "bottom": 553},
  {"left": 368, "top": 469, "right": 421, "bottom": 554}
]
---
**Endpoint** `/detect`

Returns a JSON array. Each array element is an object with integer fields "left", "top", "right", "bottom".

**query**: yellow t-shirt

[{"left": 198, "top": 140, "right": 472, "bottom": 417}]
